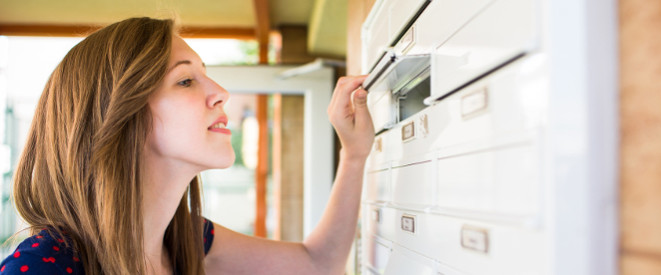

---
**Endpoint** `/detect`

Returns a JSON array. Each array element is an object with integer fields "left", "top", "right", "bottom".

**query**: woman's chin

[
  {"left": 218, "top": 160, "right": 235, "bottom": 169},
  {"left": 216, "top": 153, "right": 236, "bottom": 169}
]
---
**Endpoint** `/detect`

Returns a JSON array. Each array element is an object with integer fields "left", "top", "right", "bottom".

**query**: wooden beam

[
  {"left": 0, "top": 24, "right": 100, "bottom": 37},
  {"left": 0, "top": 24, "right": 256, "bottom": 39},
  {"left": 253, "top": 0, "right": 271, "bottom": 64},
  {"left": 620, "top": 0, "right": 661, "bottom": 273},
  {"left": 255, "top": 94, "right": 269, "bottom": 238},
  {"left": 179, "top": 27, "right": 255, "bottom": 39},
  {"left": 253, "top": 0, "right": 271, "bottom": 238},
  {"left": 279, "top": 25, "right": 316, "bottom": 64}
]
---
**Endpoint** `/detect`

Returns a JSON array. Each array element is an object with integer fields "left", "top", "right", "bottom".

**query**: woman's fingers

[
  {"left": 352, "top": 88, "right": 372, "bottom": 129},
  {"left": 327, "top": 75, "right": 374, "bottom": 160},
  {"left": 330, "top": 76, "right": 367, "bottom": 113}
]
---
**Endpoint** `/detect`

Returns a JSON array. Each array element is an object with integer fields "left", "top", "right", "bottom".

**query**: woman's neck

[
  {"left": 144, "top": 244, "right": 173, "bottom": 275},
  {"left": 141, "top": 152, "right": 202, "bottom": 273}
]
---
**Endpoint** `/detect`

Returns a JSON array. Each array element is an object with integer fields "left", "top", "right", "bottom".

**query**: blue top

[{"left": 0, "top": 218, "right": 215, "bottom": 274}]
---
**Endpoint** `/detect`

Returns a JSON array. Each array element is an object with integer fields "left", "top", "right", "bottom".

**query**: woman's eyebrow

[
  {"left": 168, "top": 60, "right": 206, "bottom": 72},
  {"left": 168, "top": 60, "right": 191, "bottom": 72}
]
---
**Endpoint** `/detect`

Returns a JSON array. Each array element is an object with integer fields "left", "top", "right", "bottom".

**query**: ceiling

[{"left": 0, "top": 0, "right": 347, "bottom": 56}]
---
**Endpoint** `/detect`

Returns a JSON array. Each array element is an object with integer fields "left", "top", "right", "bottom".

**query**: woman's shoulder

[{"left": 0, "top": 229, "right": 83, "bottom": 274}]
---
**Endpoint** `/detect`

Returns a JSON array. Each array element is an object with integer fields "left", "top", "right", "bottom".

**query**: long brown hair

[{"left": 12, "top": 17, "right": 205, "bottom": 274}]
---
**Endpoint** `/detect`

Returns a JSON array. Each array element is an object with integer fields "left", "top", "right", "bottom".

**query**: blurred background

[
  {"left": 0, "top": 0, "right": 660, "bottom": 274},
  {"left": 0, "top": 0, "right": 350, "bottom": 253}
]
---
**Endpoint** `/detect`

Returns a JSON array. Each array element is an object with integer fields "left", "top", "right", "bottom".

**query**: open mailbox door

[{"left": 365, "top": 51, "right": 431, "bottom": 134}]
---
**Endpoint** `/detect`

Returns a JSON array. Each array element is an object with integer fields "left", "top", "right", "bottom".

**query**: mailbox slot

[{"left": 366, "top": 53, "right": 431, "bottom": 134}]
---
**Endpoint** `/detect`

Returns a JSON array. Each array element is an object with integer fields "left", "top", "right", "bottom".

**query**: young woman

[{"left": 0, "top": 17, "right": 373, "bottom": 274}]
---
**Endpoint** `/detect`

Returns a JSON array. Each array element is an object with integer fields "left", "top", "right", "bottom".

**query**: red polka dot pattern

[
  {"left": 203, "top": 219, "right": 215, "bottom": 255},
  {"left": 0, "top": 218, "right": 215, "bottom": 274}
]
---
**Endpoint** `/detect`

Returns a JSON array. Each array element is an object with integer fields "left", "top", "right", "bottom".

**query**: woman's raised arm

[{"left": 204, "top": 75, "right": 374, "bottom": 274}]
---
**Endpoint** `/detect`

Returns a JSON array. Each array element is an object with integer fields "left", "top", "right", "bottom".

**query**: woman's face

[{"left": 146, "top": 36, "right": 235, "bottom": 172}]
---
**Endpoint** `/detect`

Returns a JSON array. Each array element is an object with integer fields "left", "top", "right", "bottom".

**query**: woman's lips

[
  {"left": 208, "top": 116, "right": 230, "bottom": 134},
  {"left": 209, "top": 127, "right": 231, "bottom": 134}
]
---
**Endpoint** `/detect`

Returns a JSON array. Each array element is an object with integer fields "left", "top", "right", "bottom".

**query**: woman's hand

[{"left": 327, "top": 75, "right": 375, "bottom": 161}]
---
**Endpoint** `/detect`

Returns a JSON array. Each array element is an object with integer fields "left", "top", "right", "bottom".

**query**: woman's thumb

[
  {"left": 353, "top": 89, "right": 372, "bottom": 129},
  {"left": 353, "top": 89, "right": 368, "bottom": 108}
]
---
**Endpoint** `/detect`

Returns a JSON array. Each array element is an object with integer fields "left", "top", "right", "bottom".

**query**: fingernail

[{"left": 357, "top": 90, "right": 367, "bottom": 99}]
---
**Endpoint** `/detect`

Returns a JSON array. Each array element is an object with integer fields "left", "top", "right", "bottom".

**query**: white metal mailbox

[
  {"left": 358, "top": 0, "right": 617, "bottom": 274},
  {"left": 361, "top": 0, "right": 431, "bottom": 70}
]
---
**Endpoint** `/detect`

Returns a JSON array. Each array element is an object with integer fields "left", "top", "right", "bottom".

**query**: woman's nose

[{"left": 207, "top": 79, "right": 229, "bottom": 108}]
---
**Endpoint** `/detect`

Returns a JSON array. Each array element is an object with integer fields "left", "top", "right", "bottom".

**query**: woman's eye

[{"left": 178, "top": 79, "right": 193, "bottom": 87}]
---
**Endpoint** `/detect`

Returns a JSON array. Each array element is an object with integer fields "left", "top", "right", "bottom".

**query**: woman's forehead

[{"left": 170, "top": 36, "right": 202, "bottom": 66}]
